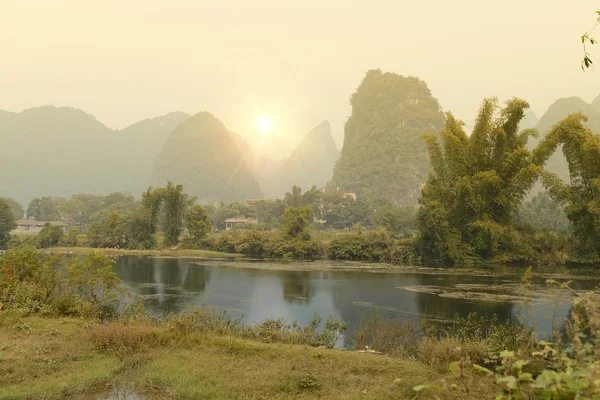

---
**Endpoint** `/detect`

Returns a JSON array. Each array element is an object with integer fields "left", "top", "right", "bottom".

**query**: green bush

[{"left": 36, "top": 223, "right": 64, "bottom": 248}]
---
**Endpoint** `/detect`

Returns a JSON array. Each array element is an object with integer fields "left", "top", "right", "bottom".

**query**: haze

[{"left": 1, "top": 0, "right": 599, "bottom": 153}]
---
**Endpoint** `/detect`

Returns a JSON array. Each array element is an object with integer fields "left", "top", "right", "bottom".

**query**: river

[{"left": 113, "top": 255, "right": 599, "bottom": 344}]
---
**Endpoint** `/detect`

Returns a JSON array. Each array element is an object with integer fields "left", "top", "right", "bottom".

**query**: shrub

[
  {"left": 351, "top": 314, "right": 421, "bottom": 357},
  {"left": 36, "top": 223, "right": 64, "bottom": 248}
]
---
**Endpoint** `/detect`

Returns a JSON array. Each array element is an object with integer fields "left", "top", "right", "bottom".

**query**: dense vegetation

[
  {"left": 152, "top": 112, "right": 264, "bottom": 203},
  {"left": 329, "top": 69, "right": 445, "bottom": 203},
  {"left": 539, "top": 113, "right": 600, "bottom": 261}
]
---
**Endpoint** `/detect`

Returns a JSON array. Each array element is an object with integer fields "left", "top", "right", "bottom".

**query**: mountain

[
  {"left": 152, "top": 112, "right": 263, "bottom": 203},
  {"left": 114, "top": 111, "right": 191, "bottom": 192},
  {"left": 533, "top": 97, "right": 600, "bottom": 182},
  {"left": 328, "top": 69, "right": 445, "bottom": 203},
  {"left": 520, "top": 110, "right": 538, "bottom": 130},
  {"left": 261, "top": 121, "right": 339, "bottom": 198},
  {"left": 0, "top": 106, "right": 189, "bottom": 205}
]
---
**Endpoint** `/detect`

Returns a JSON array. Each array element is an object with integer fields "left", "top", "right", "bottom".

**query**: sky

[{"left": 1, "top": 0, "right": 600, "bottom": 157}]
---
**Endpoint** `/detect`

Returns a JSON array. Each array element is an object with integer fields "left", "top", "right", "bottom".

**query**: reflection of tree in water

[
  {"left": 112, "top": 256, "right": 211, "bottom": 314},
  {"left": 281, "top": 271, "right": 313, "bottom": 305}
]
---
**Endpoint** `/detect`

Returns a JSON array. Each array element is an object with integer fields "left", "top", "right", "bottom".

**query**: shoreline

[{"left": 47, "top": 247, "right": 600, "bottom": 280}]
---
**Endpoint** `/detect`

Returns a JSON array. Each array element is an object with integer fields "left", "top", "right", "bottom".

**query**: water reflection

[
  {"left": 112, "top": 256, "right": 596, "bottom": 341},
  {"left": 282, "top": 271, "right": 313, "bottom": 304}
]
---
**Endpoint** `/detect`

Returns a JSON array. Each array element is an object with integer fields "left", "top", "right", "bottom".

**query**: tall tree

[
  {"left": 539, "top": 113, "right": 600, "bottom": 259},
  {"left": 162, "top": 182, "right": 192, "bottom": 247},
  {"left": 0, "top": 198, "right": 16, "bottom": 249},
  {"left": 0, "top": 198, "right": 24, "bottom": 220},
  {"left": 417, "top": 98, "right": 552, "bottom": 264},
  {"left": 184, "top": 205, "right": 211, "bottom": 247},
  {"left": 280, "top": 207, "right": 313, "bottom": 240}
]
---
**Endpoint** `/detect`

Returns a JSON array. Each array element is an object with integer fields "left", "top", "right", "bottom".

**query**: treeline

[{"left": 418, "top": 98, "right": 600, "bottom": 265}]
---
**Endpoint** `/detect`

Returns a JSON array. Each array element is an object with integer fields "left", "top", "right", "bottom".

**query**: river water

[{"left": 113, "top": 256, "right": 599, "bottom": 342}]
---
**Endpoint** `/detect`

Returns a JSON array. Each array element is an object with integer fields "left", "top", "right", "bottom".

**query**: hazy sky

[{"left": 2, "top": 0, "right": 600, "bottom": 154}]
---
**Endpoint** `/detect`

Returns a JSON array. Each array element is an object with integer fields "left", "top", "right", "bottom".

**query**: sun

[{"left": 257, "top": 116, "right": 274, "bottom": 135}]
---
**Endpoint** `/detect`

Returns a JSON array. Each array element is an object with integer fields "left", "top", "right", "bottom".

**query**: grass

[
  {"left": 45, "top": 246, "right": 242, "bottom": 259},
  {"left": 0, "top": 314, "right": 498, "bottom": 400}
]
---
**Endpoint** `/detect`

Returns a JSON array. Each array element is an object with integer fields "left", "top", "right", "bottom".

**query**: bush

[
  {"left": 37, "top": 223, "right": 64, "bottom": 248},
  {"left": 351, "top": 314, "right": 422, "bottom": 357},
  {"left": 0, "top": 247, "right": 122, "bottom": 319}
]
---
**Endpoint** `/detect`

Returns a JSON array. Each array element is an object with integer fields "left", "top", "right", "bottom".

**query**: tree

[
  {"left": 280, "top": 207, "right": 313, "bottom": 240},
  {"left": 27, "top": 197, "right": 63, "bottom": 220},
  {"left": 37, "top": 223, "right": 64, "bottom": 248},
  {"left": 0, "top": 198, "right": 24, "bottom": 220},
  {"left": 183, "top": 205, "right": 211, "bottom": 247},
  {"left": 162, "top": 181, "right": 193, "bottom": 247},
  {"left": 417, "top": 98, "right": 552, "bottom": 264},
  {"left": 539, "top": 113, "right": 600, "bottom": 259},
  {"left": 0, "top": 198, "right": 16, "bottom": 249}
]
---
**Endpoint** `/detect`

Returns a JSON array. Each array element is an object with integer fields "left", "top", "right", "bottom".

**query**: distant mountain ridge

[
  {"left": 152, "top": 112, "right": 263, "bottom": 203},
  {"left": 533, "top": 96, "right": 600, "bottom": 182},
  {"left": 261, "top": 120, "right": 339, "bottom": 198},
  {"left": 0, "top": 106, "right": 190, "bottom": 205}
]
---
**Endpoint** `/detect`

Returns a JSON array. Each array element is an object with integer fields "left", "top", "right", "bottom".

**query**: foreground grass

[
  {"left": 46, "top": 246, "right": 242, "bottom": 259},
  {"left": 0, "top": 315, "right": 498, "bottom": 400}
]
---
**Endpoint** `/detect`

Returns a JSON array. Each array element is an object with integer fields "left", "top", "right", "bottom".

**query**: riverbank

[
  {"left": 46, "top": 246, "right": 242, "bottom": 259},
  {"left": 0, "top": 314, "right": 495, "bottom": 400}
]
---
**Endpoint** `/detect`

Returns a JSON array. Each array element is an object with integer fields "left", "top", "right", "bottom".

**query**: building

[
  {"left": 12, "top": 219, "right": 67, "bottom": 235},
  {"left": 224, "top": 217, "right": 258, "bottom": 230}
]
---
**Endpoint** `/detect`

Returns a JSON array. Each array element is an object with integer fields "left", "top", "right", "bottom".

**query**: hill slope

[
  {"left": 261, "top": 121, "right": 339, "bottom": 197},
  {"left": 328, "top": 69, "right": 445, "bottom": 203},
  {"left": 533, "top": 97, "right": 600, "bottom": 181},
  {"left": 152, "top": 112, "right": 263, "bottom": 203},
  {"left": 0, "top": 106, "right": 189, "bottom": 205}
]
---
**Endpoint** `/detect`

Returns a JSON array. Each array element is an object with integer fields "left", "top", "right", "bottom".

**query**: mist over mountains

[{"left": 2, "top": 73, "right": 599, "bottom": 209}]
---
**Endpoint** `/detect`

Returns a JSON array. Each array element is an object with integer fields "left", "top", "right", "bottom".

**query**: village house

[{"left": 224, "top": 217, "right": 258, "bottom": 230}]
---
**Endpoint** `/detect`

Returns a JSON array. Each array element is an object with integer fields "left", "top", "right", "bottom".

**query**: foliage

[
  {"left": 36, "top": 222, "right": 64, "bottom": 248},
  {"left": 329, "top": 69, "right": 445, "bottom": 203},
  {"left": 280, "top": 206, "right": 313, "bottom": 240},
  {"left": 162, "top": 181, "right": 193, "bottom": 247},
  {"left": 539, "top": 113, "right": 600, "bottom": 260},
  {"left": 60, "top": 227, "right": 80, "bottom": 247},
  {"left": 182, "top": 204, "right": 211, "bottom": 248},
  {"left": 26, "top": 196, "right": 64, "bottom": 221},
  {"left": 0, "top": 197, "right": 16, "bottom": 249},
  {"left": 581, "top": 10, "right": 600, "bottom": 69},
  {"left": 66, "top": 251, "right": 121, "bottom": 317},
  {"left": 0, "top": 247, "right": 59, "bottom": 314},
  {"left": 0, "top": 197, "right": 24, "bottom": 220},
  {"left": 0, "top": 247, "right": 122, "bottom": 318},
  {"left": 418, "top": 98, "right": 551, "bottom": 264},
  {"left": 516, "top": 191, "right": 570, "bottom": 233},
  {"left": 87, "top": 211, "right": 128, "bottom": 248}
]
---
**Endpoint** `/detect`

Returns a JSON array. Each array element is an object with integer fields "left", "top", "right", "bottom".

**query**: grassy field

[{"left": 0, "top": 314, "right": 498, "bottom": 400}]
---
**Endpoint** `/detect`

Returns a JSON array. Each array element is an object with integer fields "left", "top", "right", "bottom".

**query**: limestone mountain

[
  {"left": 520, "top": 110, "right": 538, "bottom": 130},
  {"left": 262, "top": 121, "right": 339, "bottom": 198},
  {"left": 533, "top": 97, "right": 600, "bottom": 182},
  {"left": 328, "top": 69, "right": 445, "bottom": 203},
  {"left": 0, "top": 106, "right": 189, "bottom": 205},
  {"left": 152, "top": 112, "right": 263, "bottom": 203}
]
